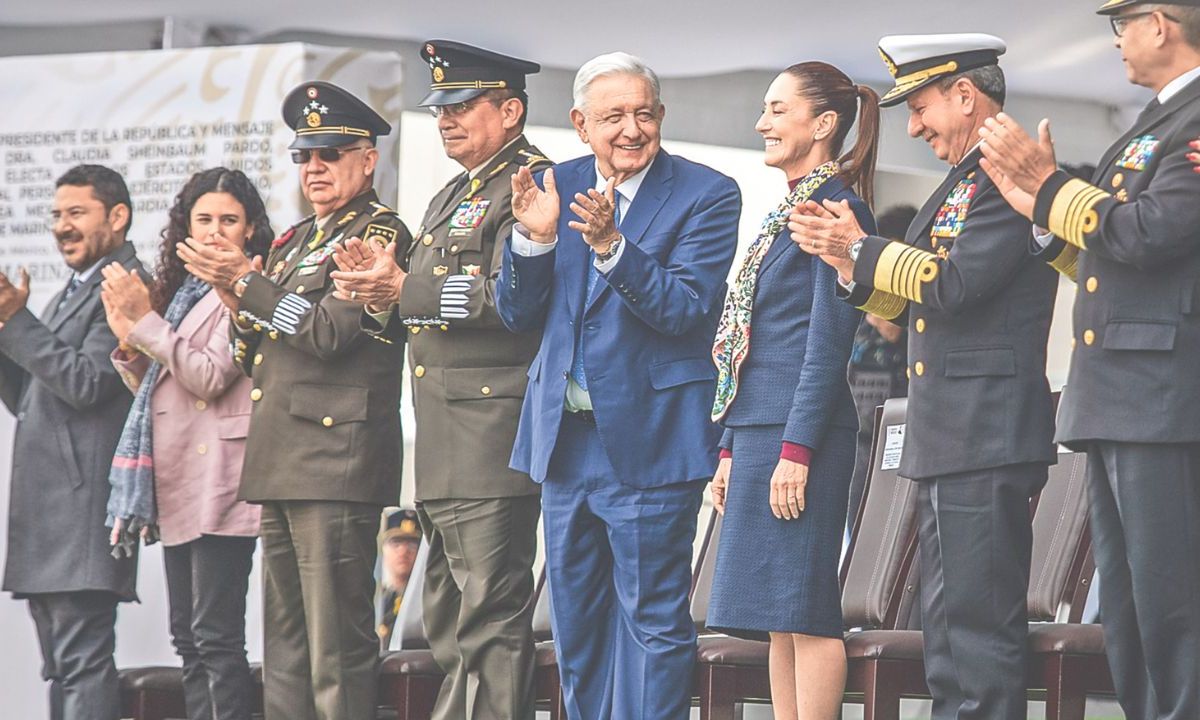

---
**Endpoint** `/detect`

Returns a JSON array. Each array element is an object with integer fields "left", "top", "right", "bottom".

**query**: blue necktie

[
  {"left": 56, "top": 275, "right": 81, "bottom": 314},
  {"left": 570, "top": 192, "right": 623, "bottom": 391}
]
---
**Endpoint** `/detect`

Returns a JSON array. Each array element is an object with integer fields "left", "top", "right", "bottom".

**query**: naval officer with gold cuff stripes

[
  {"left": 790, "top": 34, "right": 1059, "bottom": 720},
  {"left": 979, "top": 2, "right": 1200, "bottom": 716}
]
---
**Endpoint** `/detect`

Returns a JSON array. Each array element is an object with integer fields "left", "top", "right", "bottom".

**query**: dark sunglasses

[
  {"left": 1110, "top": 9, "right": 1179, "bottom": 36},
  {"left": 290, "top": 145, "right": 369, "bottom": 164}
]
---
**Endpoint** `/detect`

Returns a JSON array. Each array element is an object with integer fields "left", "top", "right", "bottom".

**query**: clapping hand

[
  {"left": 330, "top": 237, "right": 406, "bottom": 312},
  {"left": 177, "top": 232, "right": 253, "bottom": 290},
  {"left": 978, "top": 114, "right": 1057, "bottom": 221},
  {"left": 511, "top": 166, "right": 560, "bottom": 243},
  {"left": 569, "top": 178, "right": 622, "bottom": 253},
  {"left": 100, "top": 263, "right": 152, "bottom": 323},
  {"left": 788, "top": 199, "right": 863, "bottom": 280},
  {"left": 0, "top": 268, "right": 30, "bottom": 322}
]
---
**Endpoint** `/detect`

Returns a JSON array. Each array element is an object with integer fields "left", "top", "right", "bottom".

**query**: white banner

[{"left": 0, "top": 42, "right": 403, "bottom": 306}]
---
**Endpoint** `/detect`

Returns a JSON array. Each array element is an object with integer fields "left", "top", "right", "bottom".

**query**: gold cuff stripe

[
  {"left": 874, "top": 242, "right": 940, "bottom": 304},
  {"left": 859, "top": 290, "right": 908, "bottom": 321},
  {"left": 295, "top": 126, "right": 372, "bottom": 137},
  {"left": 1048, "top": 178, "right": 1110, "bottom": 250},
  {"left": 1048, "top": 243, "right": 1080, "bottom": 281},
  {"left": 431, "top": 80, "right": 508, "bottom": 90}
]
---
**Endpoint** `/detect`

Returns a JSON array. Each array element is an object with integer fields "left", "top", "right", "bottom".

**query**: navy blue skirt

[{"left": 707, "top": 424, "right": 856, "bottom": 640}]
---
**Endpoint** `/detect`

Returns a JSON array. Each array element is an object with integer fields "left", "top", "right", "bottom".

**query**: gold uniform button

[
  {"left": 1071, "top": 337, "right": 1077, "bottom": 349},
  {"left": 450, "top": 244, "right": 459, "bottom": 253},
  {"left": 253, "top": 323, "right": 262, "bottom": 332},
  {"left": 322, "top": 416, "right": 334, "bottom": 427},
  {"left": 931, "top": 238, "right": 939, "bottom": 248},
  {"left": 250, "top": 388, "right": 263, "bottom": 401},
  {"left": 914, "top": 361, "right": 925, "bottom": 376},
  {"left": 194, "top": 400, "right": 207, "bottom": 411},
  {"left": 269, "top": 330, "right": 279, "bottom": 340},
  {"left": 254, "top": 353, "right": 263, "bottom": 366},
  {"left": 1086, "top": 277, "right": 1098, "bottom": 293},
  {"left": 1084, "top": 330, "right": 1096, "bottom": 346},
  {"left": 410, "top": 326, "right": 421, "bottom": 335},
  {"left": 915, "top": 318, "right": 926, "bottom": 333},
  {"left": 1112, "top": 173, "right": 1124, "bottom": 188},
  {"left": 295, "top": 285, "right": 305, "bottom": 294},
  {"left": 906, "top": 367, "right": 911, "bottom": 380},
  {"left": 422, "top": 234, "right": 433, "bottom": 246},
  {"left": 197, "top": 444, "right": 207, "bottom": 455},
  {"left": 414, "top": 365, "right": 426, "bottom": 378},
  {"left": 481, "top": 386, "right": 492, "bottom": 396}
]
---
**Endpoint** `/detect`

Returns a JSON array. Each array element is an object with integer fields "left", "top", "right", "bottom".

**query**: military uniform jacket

[
  {"left": 843, "top": 147, "right": 1058, "bottom": 480},
  {"left": 233, "top": 189, "right": 412, "bottom": 506},
  {"left": 381, "top": 135, "right": 550, "bottom": 501},
  {"left": 1033, "top": 74, "right": 1200, "bottom": 447}
]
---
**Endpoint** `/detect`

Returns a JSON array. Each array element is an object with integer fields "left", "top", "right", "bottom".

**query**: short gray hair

[
  {"left": 1147, "top": 3, "right": 1200, "bottom": 48},
  {"left": 937, "top": 64, "right": 1006, "bottom": 107},
  {"left": 572, "top": 52, "right": 662, "bottom": 111}
]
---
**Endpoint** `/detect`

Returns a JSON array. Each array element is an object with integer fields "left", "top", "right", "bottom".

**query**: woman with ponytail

[{"left": 707, "top": 62, "right": 881, "bottom": 719}]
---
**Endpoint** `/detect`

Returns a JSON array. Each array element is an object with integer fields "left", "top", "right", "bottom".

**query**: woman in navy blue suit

[{"left": 707, "top": 62, "right": 880, "bottom": 720}]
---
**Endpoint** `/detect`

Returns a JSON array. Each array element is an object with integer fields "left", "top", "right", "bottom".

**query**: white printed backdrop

[{"left": 0, "top": 43, "right": 403, "bottom": 717}]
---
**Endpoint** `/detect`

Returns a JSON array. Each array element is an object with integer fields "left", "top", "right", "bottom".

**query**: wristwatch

[
  {"left": 596, "top": 236, "right": 623, "bottom": 263},
  {"left": 847, "top": 238, "right": 865, "bottom": 262},
  {"left": 233, "top": 272, "right": 256, "bottom": 298}
]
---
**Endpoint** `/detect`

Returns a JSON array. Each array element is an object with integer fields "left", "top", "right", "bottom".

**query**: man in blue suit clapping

[{"left": 497, "top": 52, "right": 741, "bottom": 720}]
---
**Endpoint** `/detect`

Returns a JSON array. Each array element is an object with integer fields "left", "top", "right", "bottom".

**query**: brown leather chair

[
  {"left": 693, "top": 398, "right": 921, "bottom": 720},
  {"left": 842, "top": 450, "right": 1104, "bottom": 720}
]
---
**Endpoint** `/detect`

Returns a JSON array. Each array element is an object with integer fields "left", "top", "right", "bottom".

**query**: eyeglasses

[
  {"left": 290, "top": 146, "right": 369, "bottom": 164},
  {"left": 1110, "top": 10, "right": 1179, "bottom": 37},
  {"left": 427, "top": 97, "right": 491, "bottom": 118}
]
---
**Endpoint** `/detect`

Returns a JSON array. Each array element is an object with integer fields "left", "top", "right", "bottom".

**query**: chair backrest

[
  {"left": 841, "top": 397, "right": 920, "bottom": 630},
  {"left": 391, "top": 539, "right": 431, "bottom": 651},
  {"left": 689, "top": 508, "right": 723, "bottom": 630},
  {"left": 1027, "top": 451, "right": 1093, "bottom": 622},
  {"left": 532, "top": 567, "right": 553, "bottom": 643}
]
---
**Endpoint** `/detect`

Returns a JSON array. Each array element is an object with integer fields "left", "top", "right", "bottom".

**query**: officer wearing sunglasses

[{"left": 182, "top": 79, "right": 412, "bottom": 720}]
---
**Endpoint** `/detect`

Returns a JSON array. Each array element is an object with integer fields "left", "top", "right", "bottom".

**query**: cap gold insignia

[
  {"left": 879, "top": 48, "right": 898, "bottom": 78},
  {"left": 400, "top": 519, "right": 419, "bottom": 535},
  {"left": 306, "top": 112, "right": 321, "bottom": 128},
  {"left": 433, "top": 265, "right": 449, "bottom": 276},
  {"left": 433, "top": 66, "right": 445, "bottom": 82}
]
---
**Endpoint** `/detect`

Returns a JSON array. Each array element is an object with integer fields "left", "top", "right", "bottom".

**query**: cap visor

[
  {"left": 1097, "top": 0, "right": 1137, "bottom": 14},
  {"left": 288, "top": 133, "right": 369, "bottom": 150},
  {"left": 417, "top": 88, "right": 490, "bottom": 107},
  {"left": 880, "top": 77, "right": 942, "bottom": 107}
]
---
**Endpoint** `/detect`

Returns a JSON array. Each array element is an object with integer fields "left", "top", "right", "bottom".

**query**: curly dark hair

[{"left": 152, "top": 168, "right": 273, "bottom": 313}]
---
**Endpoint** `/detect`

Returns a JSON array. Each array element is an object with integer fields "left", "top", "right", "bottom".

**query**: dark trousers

[
  {"left": 1087, "top": 442, "right": 1200, "bottom": 720},
  {"left": 542, "top": 413, "right": 703, "bottom": 720},
  {"left": 27, "top": 590, "right": 121, "bottom": 720},
  {"left": 917, "top": 463, "right": 1046, "bottom": 720},
  {"left": 418, "top": 496, "right": 539, "bottom": 720},
  {"left": 260, "top": 500, "right": 381, "bottom": 720},
  {"left": 163, "top": 534, "right": 257, "bottom": 720}
]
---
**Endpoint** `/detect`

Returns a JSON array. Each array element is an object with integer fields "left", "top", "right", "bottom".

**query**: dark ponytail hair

[
  {"left": 152, "top": 167, "right": 273, "bottom": 313},
  {"left": 783, "top": 62, "right": 881, "bottom": 209}
]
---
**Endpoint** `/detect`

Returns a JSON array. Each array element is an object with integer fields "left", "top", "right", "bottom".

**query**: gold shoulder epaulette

[
  {"left": 485, "top": 161, "right": 511, "bottom": 180},
  {"left": 370, "top": 201, "right": 398, "bottom": 217},
  {"left": 518, "top": 148, "right": 551, "bottom": 166}
]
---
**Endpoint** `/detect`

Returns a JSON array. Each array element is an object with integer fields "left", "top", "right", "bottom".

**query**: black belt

[{"left": 566, "top": 409, "right": 596, "bottom": 425}]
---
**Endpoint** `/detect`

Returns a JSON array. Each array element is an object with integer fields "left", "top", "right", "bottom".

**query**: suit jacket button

[
  {"left": 195, "top": 400, "right": 207, "bottom": 411},
  {"left": 197, "top": 444, "right": 207, "bottom": 455},
  {"left": 915, "top": 318, "right": 926, "bottom": 333},
  {"left": 1083, "top": 329, "right": 1096, "bottom": 346},
  {"left": 250, "top": 388, "right": 263, "bottom": 401},
  {"left": 914, "top": 361, "right": 925, "bottom": 376},
  {"left": 422, "top": 234, "right": 434, "bottom": 246},
  {"left": 414, "top": 365, "right": 426, "bottom": 378},
  {"left": 563, "top": 371, "right": 569, "bottom": 380},
  {"left": 322, "top": 416, "right": 334, "bottom": 427}
]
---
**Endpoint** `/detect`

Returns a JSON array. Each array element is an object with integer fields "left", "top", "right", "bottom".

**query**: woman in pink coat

[{"left": 103, "top": 168, "right": 272, "bottom": 720}]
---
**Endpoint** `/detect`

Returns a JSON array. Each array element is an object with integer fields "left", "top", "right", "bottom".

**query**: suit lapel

[
  {"left": 48, "top": 243, "right": 135, "bottom": 331},
  {"left": 1096, "top": 80, "right": 1200, "bottom": 174},
  {"left": 559, "top": 159, "right": 593, "bottom": 323},
  {"left": 757, "top": 177, "right": 843, "bottom": 278},
  {"left": 907, "top": 149, "right": 980, "bottom": 245},
  {"left": 584, "top": 152, "right": 673, "bottom": 315}
]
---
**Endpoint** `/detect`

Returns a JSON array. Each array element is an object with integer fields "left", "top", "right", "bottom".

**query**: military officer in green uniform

[
  {"left": 331, "top": 41, "right": 549, "bottom": 720},
  {"left": 179, "top": 81, "right": 412, "bottom": 720}
]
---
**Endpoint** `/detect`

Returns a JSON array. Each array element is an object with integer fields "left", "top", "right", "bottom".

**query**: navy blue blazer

[
  {"left": 497, "top": 150, "right": 742, "bottom": 487},
  {"left": 720, "top": 178, "right": 874, "bottom": 451}
]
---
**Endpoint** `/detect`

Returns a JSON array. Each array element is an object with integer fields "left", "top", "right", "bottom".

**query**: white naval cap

[{"left": 877, "top": 33, "right": 1007, "bottom": 107}]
